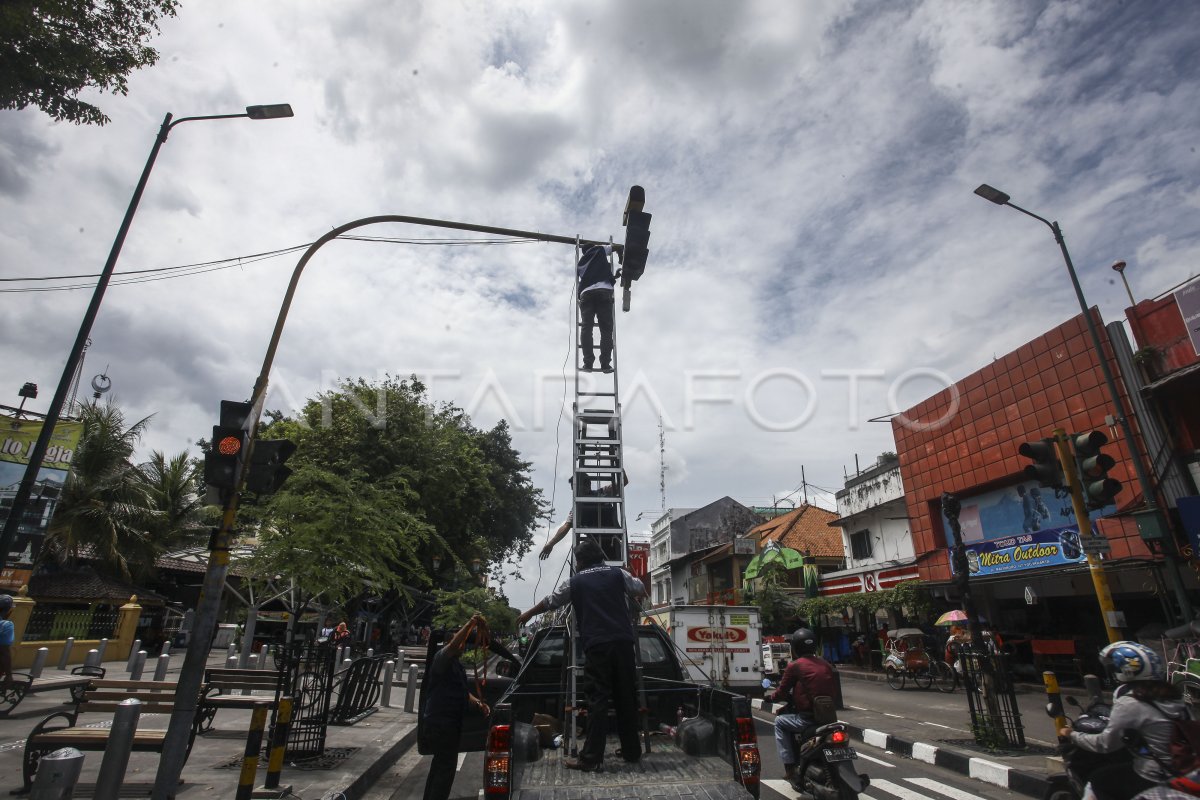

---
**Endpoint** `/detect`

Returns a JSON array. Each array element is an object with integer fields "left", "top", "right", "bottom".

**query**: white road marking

[
  {"left": 457, "top": 752, "right": 467, "bottom": 770},
  {"left": 854, "top": 750, "right": 895, "bottom": 767},
  {"left": 919, "top": 721, "right": 951, "bottom": 728},
  {"left": 883, "top": 712, "right": 903, "bottom": 717},
  {"left": 907, "top": 777, "right": 988, "bottom": 799},
  {"left": 866, "top": 778, "right": 938, "bottom": 799}
]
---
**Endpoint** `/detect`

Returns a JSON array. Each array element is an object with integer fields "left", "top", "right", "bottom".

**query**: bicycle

[
  {"left": 1163, "top": 619, "right": 1200, "bottom": 708},
  {"left": 930, "top": 657, "right": 958, "bottom": 693},
  {"left": 883, "top": 629, "right": 933, "bottom": 690}
]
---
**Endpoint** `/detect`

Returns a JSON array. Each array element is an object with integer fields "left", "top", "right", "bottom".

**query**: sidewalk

[
  {"left": 0, "top": 652, "right": 418, "bottom": 799},
  {"left": 752, "top": 665, "right": 1068, "bottom": 798}
]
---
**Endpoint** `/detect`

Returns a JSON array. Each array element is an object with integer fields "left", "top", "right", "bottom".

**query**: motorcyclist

[
  {"left": 770, "top": 627, "right": 838, "bottom": 782},
  {"left": 1058, "top": 641, "right": 1187, "bottom": 800}
]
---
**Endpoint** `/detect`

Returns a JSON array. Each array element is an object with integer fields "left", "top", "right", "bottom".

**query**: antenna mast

[{"left": 658, "top": 416, "right": 667, "bottom": 511}]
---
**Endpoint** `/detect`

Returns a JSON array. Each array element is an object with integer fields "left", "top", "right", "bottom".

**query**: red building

[{"left": 891, "top": 307, "right": 1196, "bottom": 647}]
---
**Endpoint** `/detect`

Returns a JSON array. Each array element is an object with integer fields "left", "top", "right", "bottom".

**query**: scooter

[
  {"left": 1044, "top": 692, "right": 1129, "bottom": 800},
  {"left": 766, "top": 679, "right": 870, "bottom": 800}
]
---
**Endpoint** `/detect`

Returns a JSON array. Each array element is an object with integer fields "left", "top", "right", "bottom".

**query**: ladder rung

[
  {"left": 574, "top": 467, "right": 624, "bottom": 474},
  {"left": 574, "top": 497, "right": 624, "bottom": 504},
  {"left": 574, "top": 527, "right": 627, "bottom": 535}
]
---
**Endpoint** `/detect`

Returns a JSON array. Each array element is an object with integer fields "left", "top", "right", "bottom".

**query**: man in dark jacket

[
  {"left": 517, "top": 538, "right": 647, "bottom": 770},
  {"left": 420, "top": 614, "right": 491, "bottom": 800},
  {"left": 577, "top": 243, "right": 617, "bottom": 373},
  {"left": 771, "top": 627, "right": 837, "bottom": 781}
]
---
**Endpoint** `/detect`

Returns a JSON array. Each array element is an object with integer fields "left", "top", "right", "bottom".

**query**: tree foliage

[
  {"left": 250, "top": 376, "right": 545, "bottom": 603},
  {"left": 1, "top": 0, "right": 179, "bottom": 125},
  {"left": 796, "top": 580, "right": 931, "bottom": 621},
  {"left": 432, "top": 586, "right": 518, "bottom": 635},
  {"left": 745, "top": 559, "right": 803, "bottom": 634}
]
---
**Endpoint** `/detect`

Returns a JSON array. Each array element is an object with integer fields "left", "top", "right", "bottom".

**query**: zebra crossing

[{"left": 762, "top": 775, "right": 1003, "bottom": 800}]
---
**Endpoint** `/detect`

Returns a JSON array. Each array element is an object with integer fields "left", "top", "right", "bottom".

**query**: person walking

[
  {"left": 0, "top": 595, "right": 15, "bottom": 691},
  {"left": 517, "top": 538, "right": 647, "bottom": 770},
  {"left": 577, "top": 243, "right": 617, "bottom": 373},
  {"left": 420, "top": 613, "right": 491, "bottom": 800}
]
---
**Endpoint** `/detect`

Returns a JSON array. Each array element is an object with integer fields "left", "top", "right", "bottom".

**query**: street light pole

[
  {"left": 0, "top": 105, "right": 293, "bottom": 570},
  {"left": 974, "top": 184, "right": 1194, "bottom": 621}
]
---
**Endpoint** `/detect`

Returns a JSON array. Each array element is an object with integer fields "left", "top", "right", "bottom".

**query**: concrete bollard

[
  {"left": 342, "top": 658, "right": 352, "bottom": 672},
  {"left": 248, "top": 654, "right": 259, "bottom": 670},
  {"left": 126, "top": 640, "right": 142, "bottom": 671},
  {"left": 161, "top": 640, "right": 171, "bottom": 657},
  {"left": 367, "top": 648, "right": 374, "bottom": 658},
  {"left": 95, "top": 699, "right": 140, "bottom": 796},
  {"left": 30, "top": 647, "right": 49, "bottom": 679},
  {"left": 397, "top": 649, "right": 405, "bottom": 668},
  {"left": 129, "top": 651, "right": 147, "bottom": 681},
  {"left": 226, "top": 654, "right": 239, "bottom": 669},
  {"left": 404, "top": 664, "right": 419, "bottom": 712},
  {"left": 258, "top": 644, "right": 270, "bottom": 670},
  {"left": 57, "top": 638, "right": 75, "bottom": 670},
  {"left": 382, "top": 660, "right": 395, "bottom": 707},
  {"left": 96, "top": 638, "right": 108, "bottom": 662},
  {"left": 84, "top": 649, "right": 100, "bottom": 668},
  {"left": 153, "top": 653, "right": 170, "bottom": 682},
  {"left": 30, "top": 747, "right": 84, "bottom": 800}
]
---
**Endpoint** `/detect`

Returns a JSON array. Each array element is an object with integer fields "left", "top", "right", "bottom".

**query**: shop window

[{"left": 850, "top": 529, "right": 873, "bottom": 560}]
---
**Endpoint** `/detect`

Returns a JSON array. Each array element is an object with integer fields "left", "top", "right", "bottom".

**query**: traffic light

[
  {"left": 1072, "top": 430, "right": 1122, "bottom": 510},
  {"left": 1018, "top": 438, "right": 1064, "bottom": 490},
  {"left": 245, "top": 439, "right": 297, "bottom": 495},
  {"left": 204, "top": 400, "right": 253, "bottom": 491},
  {"left": 621, "top": 185, "right": 651, "bottom": 285}
]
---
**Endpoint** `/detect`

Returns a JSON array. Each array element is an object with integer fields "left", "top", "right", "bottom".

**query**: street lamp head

[
  {"left": 245, "top": 104, "right": 294, "bottom": 120},
  {"left": 18, "top": 382, "right": 37, "bottom": 399},
  {"left": 974, "top": 184, "right": 1011, "bottom": 205},
  {"left": 1112, "top": 260, "right": 1127, "bottom": 273}
]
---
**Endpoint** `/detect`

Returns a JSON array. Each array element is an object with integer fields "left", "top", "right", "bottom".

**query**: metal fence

[
  {"left": 21, "top": 605, "right": 120, "bottom": 642},
  {"left": 956, "top": 643, "right": 1026, "bottom": 750}
]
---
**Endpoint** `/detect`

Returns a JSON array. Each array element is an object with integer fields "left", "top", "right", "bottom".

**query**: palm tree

[
  {"left": 42, "top": 401, "right": 160, "bottom": 580},
  {"left": 141, "top": 450, "right": 206, "bottom": 551}
]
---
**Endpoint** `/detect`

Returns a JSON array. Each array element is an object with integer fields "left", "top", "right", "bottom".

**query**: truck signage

[{"left": 687, "top": 626, "right": 748, "bottom": 643}]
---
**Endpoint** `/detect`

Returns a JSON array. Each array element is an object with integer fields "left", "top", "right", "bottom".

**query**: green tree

[
  {"left": 140, "top": 449, "right": 206, "bottom": 551},
  {"left": 43, "top": 400, "right": 159, "bottom": 579},
  {"left": 432, "top": 586, "right": 518, "bottom": 635},
  {"left": 746, "top": 560, "right": 802, "bottom": 634},
  {"left": 1, "top": 0, "right": 179, "bottom": 126}
]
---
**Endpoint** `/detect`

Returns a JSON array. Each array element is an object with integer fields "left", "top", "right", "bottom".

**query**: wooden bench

[
  {"left": 197, "top": 667, "right": 285, "bottom": 733},
  {"left": 20, "top": 678, "right": 196, "bottom": 793},
  {"left": 0, "top": 665, "right": 105, "bottom": 717}
]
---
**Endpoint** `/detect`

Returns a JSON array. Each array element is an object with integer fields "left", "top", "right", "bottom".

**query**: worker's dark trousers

[
  {"left": 579, "top": 289, "right": 614, "bottom": 368},
  {"left": 581, "top": 640, "right": 641, "bottom": 765},
  {"left": 421, "top": 719, "right": 462, "bottom": 800}
]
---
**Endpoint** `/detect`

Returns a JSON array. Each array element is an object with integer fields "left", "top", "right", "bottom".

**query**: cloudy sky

[{"left": 3, "top": 0, "right": 1200, "bottom": 608}]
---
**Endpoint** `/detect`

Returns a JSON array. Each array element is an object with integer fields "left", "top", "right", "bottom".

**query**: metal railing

[{"left": 21, "top": 605, "right": 120, "bottom": 642}]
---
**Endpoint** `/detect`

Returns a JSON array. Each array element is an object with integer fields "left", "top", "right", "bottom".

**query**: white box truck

[{"left": 645, "top": 604, "right": 763, "bottom": 696}]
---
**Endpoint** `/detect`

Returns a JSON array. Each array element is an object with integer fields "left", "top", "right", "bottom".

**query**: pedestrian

[
  {"left": 332, "top": 621, "right": 351, "bottom": 645},
  {"left": 517, "top": 538, "right": 647, "bottom": 770},
  {"left": 0, "top": 595, "right": 14, "bottom": 691},
  {"left": 420, "top": 613, "right": 491, "bottom": 800},
  {"left": 577, "top": 243, "right": 617, "bottom": 373},
  {"left": 769, "top": 627, "right": 838, "bottom": 783}
]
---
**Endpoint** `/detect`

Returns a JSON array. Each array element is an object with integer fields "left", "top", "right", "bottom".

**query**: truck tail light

[
  {"left": 735, "top": 717, "right": 760, "bottom": 786},
  {"left": 484, "top": 724, "right": 511, "bottom": 796}
]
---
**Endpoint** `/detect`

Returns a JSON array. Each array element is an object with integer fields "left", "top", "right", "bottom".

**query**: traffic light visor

[{"left": 217, "top": 435, "right": 243, "bottom": 456}]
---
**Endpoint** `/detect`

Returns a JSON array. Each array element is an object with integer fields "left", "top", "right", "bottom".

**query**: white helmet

[{"left": 1100, "top": 640, "right": 1165, "bottom": 683}]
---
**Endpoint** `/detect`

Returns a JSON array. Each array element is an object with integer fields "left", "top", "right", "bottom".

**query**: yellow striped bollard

[
  {"left": 263, "top": 697, "right": 294, "bottom": 791},
  {"left": 236, "top": 705, "right": 269, "bottom": 800}
]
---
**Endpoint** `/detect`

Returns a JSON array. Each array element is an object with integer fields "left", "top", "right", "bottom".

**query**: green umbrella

[{"left": 743, "top": 542, "right": 805, "bottom": 580}]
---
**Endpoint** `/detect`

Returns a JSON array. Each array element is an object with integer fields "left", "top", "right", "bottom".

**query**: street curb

[
  {"left": 749, "top": 699, "right": 1051, "bottom": 799},
  {"left": 327, "top": 721, "right": 419, "bottom": 800}
]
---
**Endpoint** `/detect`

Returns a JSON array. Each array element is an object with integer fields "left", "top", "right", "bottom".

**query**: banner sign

[
  {"left": 0, "top": 415, "right": 84, "bottom": 565},
  {"left": 948, "top": 524, "right": 1088, "bottom": 578},
  {"left": 940, "top": 480, "right": 1115, "bottom": 545},
  {"left": 1175, "top": 278, "right": 1200, "bottom": 356}
]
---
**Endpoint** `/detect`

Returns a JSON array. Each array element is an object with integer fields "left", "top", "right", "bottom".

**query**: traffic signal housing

[
  {"left": 245, "top": 439, "right": 297, "bottom": 496},
  {"left": 1018, "top": 438, "right": 1064, "bottom": 490},
  {"left": 204, "top": 400, "right": 253, "bottom": 491},
  {"left": 620, "top": 185, "right": 650, "bottom": 286},
  {"left": 1072, "top": 430, "right": 1122, "bottom": 510}
]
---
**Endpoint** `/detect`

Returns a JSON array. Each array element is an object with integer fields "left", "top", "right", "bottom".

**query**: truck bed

[{"left": 517, "top": 737, "right": 750, "bottom": 800}]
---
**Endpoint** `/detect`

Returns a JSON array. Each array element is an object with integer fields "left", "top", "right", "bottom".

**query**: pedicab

[{"left": 883, "top": 627, "right": 933, "bottom": 689}]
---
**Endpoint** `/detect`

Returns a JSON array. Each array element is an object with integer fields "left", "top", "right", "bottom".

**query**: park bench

[
  {"left": 19, "top": 678, "right": 196, "bottom": 793},
  {"left": 197, "top": 666, "right": 286, "bottom": 733},
  {"left": 0, "top": 664, "right": 105, "bottom": 717}
]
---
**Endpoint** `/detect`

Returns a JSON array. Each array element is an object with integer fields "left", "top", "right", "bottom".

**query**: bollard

[
  {"left": 248, "top": 653, "right": 259, "bottom": 670},
  {"left": 85, "top": 649, "right": 100, "bottom": 668},
  {"left": 262, "top": 697, "right": 294, "bottom": 791},
  {"left": 1084, "top": 673, "right": 1103, "bottom": 706},
  {"left": 342, "top": 658, "right": 352, "bottom": 672},
  {"left": 161, "top": 640, "right": 171, "bottom": 657},
  {"left": 31, "top": 647, "right": 49, "bottom": 679},
  {"left": 258, "top": 643, "right": 270, "bottom": 670},
  {"left": 235, "top": 706, "right": 269, "bottom": 800},
  {"left": 404, "top": 664, "right": 419, "bottom": 712},
  {"left": 95, "top": 698, "right": 141, "bottom": 796},
  {"left": 130, "top": 651, "right": 147, "bottom": 681},
  {"left": 57, "top": 638, "right": 75, "bottom": 670},
  {"left": 153, "top": 653, "right": 170, "bottom": 682},
  {"left": 96, "top": 638, "right": 108, "bottom": 662},
  {"left": 382, "top": 660, "right": 395, "bottom": 708},
  {"left": 30, "top": 747, "right": 85, "bottom": 800},
  {"left": 367, "top": 648, "right": 374, "bottom": 658},
  {"left": 1044, "top": 671, "right": 1066, "bottom": 734},
  {"left": 126, "top": 639, "right": 142, "bottom": 670},
  {"left": 226, "top": 654, "right": 239, "bottom": 669}
]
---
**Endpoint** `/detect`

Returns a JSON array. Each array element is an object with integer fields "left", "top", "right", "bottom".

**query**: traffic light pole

[
  {"left": 153, "top": 209, "right": 637, "bottom": 798},
  {"left": 1053, "top": 429, "right": 1122, "bottom": 644}
]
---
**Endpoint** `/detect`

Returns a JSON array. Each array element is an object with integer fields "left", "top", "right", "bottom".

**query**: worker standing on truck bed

[{"left": 517, "top": 538, "right": 647, "bottom": 771}]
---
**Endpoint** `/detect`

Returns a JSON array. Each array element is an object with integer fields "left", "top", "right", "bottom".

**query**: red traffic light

[{"left": 217, "top": 435, "right": 243, "bottom": 456}]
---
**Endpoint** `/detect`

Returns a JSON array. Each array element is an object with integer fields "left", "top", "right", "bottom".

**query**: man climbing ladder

[{"left": 577, "top": 243, "right": 617, "bottom": 373}]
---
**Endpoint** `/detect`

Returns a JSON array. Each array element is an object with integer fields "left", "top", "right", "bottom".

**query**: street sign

[{"left": 1080, "top": 536, "right": 1112, "bottom": 555}]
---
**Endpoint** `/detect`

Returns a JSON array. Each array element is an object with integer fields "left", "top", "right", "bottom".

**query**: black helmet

[{"left": 790, "top": 627, "right": 817, "bottom": 657}]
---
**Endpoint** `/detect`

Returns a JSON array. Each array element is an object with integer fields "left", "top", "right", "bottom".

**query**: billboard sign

[
  {"left": 1175, "top": 278, "right": 1200, "bottom": 357},
  {"left": 948, "top": 524, "right": 1088, "bottom": 578},
  {"left": 0, "top": 415, "right": 84, "bottom": 565}
]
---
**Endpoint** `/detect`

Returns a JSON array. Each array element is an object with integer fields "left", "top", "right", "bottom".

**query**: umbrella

[
  {"left": 934, "top": 610, "right": 968, "bottom": 626},
  {"left": 743, "top": 541, "right": 805, "bottom": 580}
]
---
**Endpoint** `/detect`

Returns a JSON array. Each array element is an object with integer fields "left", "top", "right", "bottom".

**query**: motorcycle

[
  {"left": 1044, "top": 692, "right": 1130, "bottom": 800},
  {"left": 765, "top": 679, "right": 871, "bottom": 800}
]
